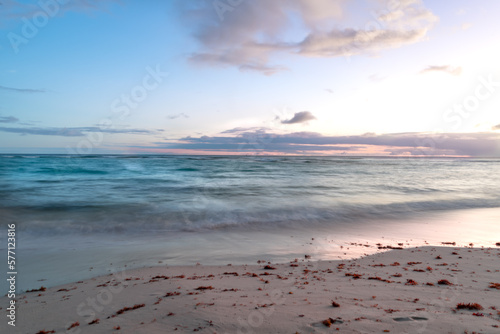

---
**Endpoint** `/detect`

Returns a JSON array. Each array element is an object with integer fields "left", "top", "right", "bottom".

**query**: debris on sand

[{"left": 456, "top": 303, "right": 483, "bottom": 310}]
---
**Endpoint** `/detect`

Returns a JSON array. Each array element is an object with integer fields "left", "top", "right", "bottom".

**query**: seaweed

[
  {"left": 489, "top": 282, "right": 500, "bottom": 289},
  {"left": 456, "top": 303, "right": 483, "bottom": 310},
  {"left": 322, "top": 317, "right": 342, "bottom": 327},
  {"left": 67, "top": 322, "right": 80, "bottom": 330},
  {"left": 405, "top": 279, "right": 418, "bottom": 286},
  {"left": 345, "top": 273, "right": 362, "bottom": 279},
  {"left": 437, "top": 279, "right": 453, "bottom": 286},
  {"left": 164, "top": 292, "right": 181, "bottom": 297},
  {"left": 115, "top": 303, "right": 145, "bottom": 315},
  {"left": 322, "top": 318, "right": 333, "bottom": 327}
]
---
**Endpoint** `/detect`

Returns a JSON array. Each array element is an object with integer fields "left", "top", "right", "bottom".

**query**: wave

[
  {"left": 1, "top": 155, "right": 499, "bottom": 236},
  {"left": 33, "top": 167, "right": 109, "bottom": 175},
  {"left": 1, "top": 196, "right": 498, "bottom": 235},
  {"left": 175, "top": 167, "right": 200, "bottom": 172}
]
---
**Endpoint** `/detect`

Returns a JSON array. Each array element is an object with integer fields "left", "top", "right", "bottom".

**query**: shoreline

[
  {"left": 4, "top": 206, "right": 500, "bottom": 293},
  {"left": 2, "top": 245, "right": 499, "bottom": 333}
]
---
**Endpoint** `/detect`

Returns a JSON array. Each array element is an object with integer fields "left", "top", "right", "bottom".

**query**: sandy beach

[
  {"left": 3, "top": 0, "right": 500, "bottom": 333},
  {"left": 3, "top": 244, "right": 499, "bottom": 334}
]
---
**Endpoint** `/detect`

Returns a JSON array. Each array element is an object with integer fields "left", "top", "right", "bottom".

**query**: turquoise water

[
  {"left": 0, "top": 155, "right": 499, "bottom": 290},
  {"left": 1, "top": 155, "right": 499, "bottom": 234}
]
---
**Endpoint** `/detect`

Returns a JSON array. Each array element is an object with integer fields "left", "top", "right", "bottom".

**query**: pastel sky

[{"left": 1, "top": 0, "right": 500, "bottom": 156}]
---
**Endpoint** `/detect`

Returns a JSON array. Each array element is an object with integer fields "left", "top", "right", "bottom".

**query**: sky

[{"left": 1, "top": 0, "right": 500, "bottom": 156}]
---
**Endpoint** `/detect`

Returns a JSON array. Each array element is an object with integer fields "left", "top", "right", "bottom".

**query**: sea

[{"left": 1, "top": 155, "right": 499, "bottom": 291}]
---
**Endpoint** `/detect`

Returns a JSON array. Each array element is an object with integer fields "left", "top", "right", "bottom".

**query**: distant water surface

[
  {"left": 1, "top": 155, "right": 499, "bottom": 233},
  {"left": 0, "top": 155, "right": 499, "bottom": 290}
]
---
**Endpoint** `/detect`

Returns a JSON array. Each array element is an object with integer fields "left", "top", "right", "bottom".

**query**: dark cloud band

[
  {"left": 0, "top": 126, "right": 156, "bottom": 137},
  {"left": 150, "top": 130, "right": 500, "bottom": 157}
]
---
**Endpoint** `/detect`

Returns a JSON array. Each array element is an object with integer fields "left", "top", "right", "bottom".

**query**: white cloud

[
  {"left": 178, "top": 0, "right": 438, "bottom": 75},
  {"left": 461, "top": 23, "right": 472, "bottom": 30},
  {"left": 420, "top": 65, "right": 462, "bottom": 76}
]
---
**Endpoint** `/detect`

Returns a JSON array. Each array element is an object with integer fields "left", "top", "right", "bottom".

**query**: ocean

[{"left": 1, "top": 155, "right": 499, "bottom": 290}]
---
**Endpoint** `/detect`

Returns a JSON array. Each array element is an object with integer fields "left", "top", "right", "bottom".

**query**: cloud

[
  {"left": 147, "top": 130, "right": 500, "bottom": 157},
  {"left": 295, "top": 25, "right": 432, "bottom": 58},
  {"left": 0, "top": 0, "right": 119, "bottom": 23},
  {"left": 0, "top": 85, "right": 46, "bottom": 93},
  {"left": 281, "top": 111, "right": 317, "bottom": 124},
  {"left": 461, "top": 23, "right": 472, "bottom": 30},
  {"left": 493, "top": 124, "right": 500, "bottom": 130},
  {"left": 220, "top": 127, "right": 270, "bottom": 134},
  {"left": 239, "top": 64, "right": 288, "bottom": 76},
  {"left": 177, "top": 0, "right": 437, "bottom": 75},
  {"left": 0, "top": 126, "right": 156, "bottom": 137},
  {"left": 0, "top": 116, "right": 19, "bottom": 123},
  {"left": 420, "top": 65, "right": 462, "bottom": 76},
  {"left": 167, "top": 113, "right": 189, "bottom": 120}
]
